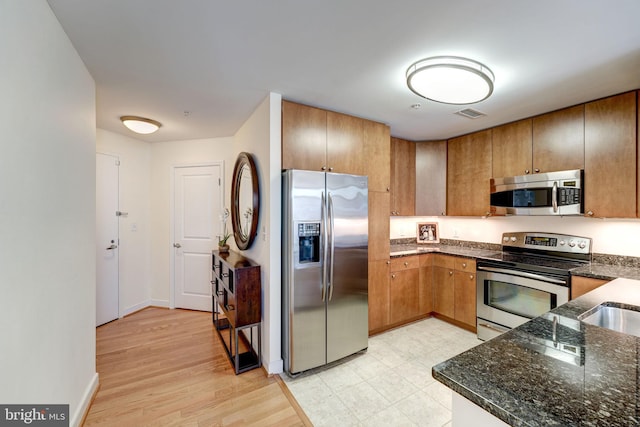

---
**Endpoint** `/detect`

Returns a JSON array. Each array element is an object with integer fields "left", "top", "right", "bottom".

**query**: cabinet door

[
  {"left": 433, "top": 266, "right": 455, "bottom": 318},
  {"left": 368, "top": 191, "right": 390, "bottom": 262},
  {"left": 364, "top": 120, "right": 391, "bottom": 193},
  {"left": 368, "top": 260, "right": 390, "bottom": 332},
  {"left": 447, "top": 130, "right": 492, "bottom": 216},
  {"left": 419, "top": 254, "right": 433, "bottom": 315},
  {"left": 389, "top": 268, "right": 420, "bottom": 324},
  {"left": 492, "top": 119, "right": 532, "bottom": 178},
  {"left": 415, "top": 140, "right": 447, "bottom": 215},
  {"left": 571, "top": 276, "right": 609, "bottom": 300},
  {"left": 282, "top": 100, "right": 327, "bottom": 171},
  {"left": 532, "top": 105, "right": 584, "bottom": 173},
  {"left": 454, "top": 270, "right": 476, "bottom": 328},
  {"left": 327, "top": 111, "right": 364, "bottom": 175},
  {"left": 584, "top": 91, "right": 637, "bottom": 218},
  {"left": 390, "top": 138, "right": 416, "bottom": 216}
]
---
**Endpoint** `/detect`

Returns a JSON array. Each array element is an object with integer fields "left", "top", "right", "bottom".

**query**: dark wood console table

[{"left": 211, "top": 250, "right": 261, "bottom": 374}]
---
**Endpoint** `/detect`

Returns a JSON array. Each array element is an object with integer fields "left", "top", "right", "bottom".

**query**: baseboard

[
  {"left": 120, "top": 300, "right": 152, "bottom": 317},
  {"left": 71, "top": 372, "right": 99, "bottom": 427},
  {"left": 151, "top": 299, "right": 169, "bottom": 308}
]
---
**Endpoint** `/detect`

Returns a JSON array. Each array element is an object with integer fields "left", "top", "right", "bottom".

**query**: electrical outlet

[{"left": 453, "top": 228, "right": 459, "bottom": 239}]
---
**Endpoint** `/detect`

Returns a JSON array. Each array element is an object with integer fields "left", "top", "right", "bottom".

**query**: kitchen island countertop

[{"left": 432, "top": 278, "right": 640, "bottom": 426}]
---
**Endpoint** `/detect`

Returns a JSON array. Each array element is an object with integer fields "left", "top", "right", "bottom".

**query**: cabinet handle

[
  {"left": 404, "top": 261, "right": 408, "bottom": 267},
  {"left": 328, "top": 167, "right": 333, "bottom": 171},
  {"left": 525, "top": 169, "right": 530, "bottom": 174},
  {"left": 469, "top": 274, "right": 474, "bottom": 280},
  {"left": 221, "top": 272, "right": 229, "bottom": 278},
  {"left": 449, "top": 271, "right": 453, "bottom": 276},
  {"left": 462, "top": 262, "right": 467, "bottom": 268},
  {"left": 587, "top": 210, "right": 594, "bottom": 217},
  {"left": 386, "top": 260, "right": 391, "bottom": 265},
  {"left": 391, "top": 274, "right": 396, "bottom": 279},
  {"left": 534, "top": 168, "right": 540, "bottom": 173},
  {"left": 226, "top": 304, "right": 235, "bottom": 311},
  {"left": 441, "top": 212, "right": 446, "bottom": 216},
  {"left": 216, "top": 291, "right": 223, "bottom": 296},
  {"left": 386, "top": 187, "right": 390, "bottom": 192},
  {"left": 321, "top": 166, "right": 327, "bottom": 171}
]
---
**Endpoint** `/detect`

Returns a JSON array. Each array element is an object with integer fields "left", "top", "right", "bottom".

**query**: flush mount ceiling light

[
  {"left": 406, "top": 56, "right": 495, "bottom": 105},
  {"left": 120, "top": 116, "right": 162, "bottom": 134}
]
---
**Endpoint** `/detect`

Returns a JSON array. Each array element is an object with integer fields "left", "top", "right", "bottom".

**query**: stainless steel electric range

[{"left": 476, "top": 232, "right": 592, "bottom": 341}]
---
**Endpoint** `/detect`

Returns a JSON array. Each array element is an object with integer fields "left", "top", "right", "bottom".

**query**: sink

[{"left": 579, "top": 302, "right": 640, "bottom": 338}]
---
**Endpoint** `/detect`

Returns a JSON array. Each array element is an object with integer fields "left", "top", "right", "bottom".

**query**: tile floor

[{"left": 281, "top": 317, "right": 482, "bottom": 427}]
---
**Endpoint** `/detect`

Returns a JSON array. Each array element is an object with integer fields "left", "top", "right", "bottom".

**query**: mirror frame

[{"left": 230, "top": 152, "right": 260, "bottom": 250}]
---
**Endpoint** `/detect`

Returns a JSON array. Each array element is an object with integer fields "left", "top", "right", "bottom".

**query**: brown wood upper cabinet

[
  {"left": 584, "top": 91, "right": 637, "bottom": 218},
  {"left": 492, "top": 119, "right": 533, "bottom": 178},
  {"left": 282, "top": 100, "right": 366, "bottom": 174},
  {"left": 390, "top": 137, "right": 416, "bottom": 216},
  {"left": 363, "top": 120, "right": 391, "bottom": 193},
  {"left": 447, "top": 130, "right": 492, "bottom": 216},
  {"left": 532, "top": 105, "right": 585, "bottom": 173},
  {"left": 416, "top": 140, "right": 447, "bottom": 216}
]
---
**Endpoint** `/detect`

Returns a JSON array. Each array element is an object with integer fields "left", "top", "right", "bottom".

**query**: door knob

[
  {"left": 173, "top": 243, "right": 181, "bottom": 248},
  {"left": 106, "top": 244, "right": 117, "bottom": 250}
]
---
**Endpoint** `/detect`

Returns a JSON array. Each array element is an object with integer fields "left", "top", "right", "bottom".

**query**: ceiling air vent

[{"left": 455, "top": 108, "right": 486, "bottom": 119}]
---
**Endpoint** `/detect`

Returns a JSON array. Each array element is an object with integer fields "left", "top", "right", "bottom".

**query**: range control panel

[{"left": 501, "top": 232, "right": 591, "bottom": 255}]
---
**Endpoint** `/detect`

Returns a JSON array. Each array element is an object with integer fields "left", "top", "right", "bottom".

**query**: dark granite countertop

[
  {"left": 391, "top": 241, "right": 640, "bottom": 282},
  {"left": 390, "top": 243, "right": 503, "bottom": 261},
  {"left": 433, "top": 278, "right": 640, "bottom": 426}
]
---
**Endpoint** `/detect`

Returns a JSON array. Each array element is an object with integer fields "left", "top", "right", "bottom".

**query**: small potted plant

[{"left": 218, "top": 208, "right": 231, "bottom": 253}]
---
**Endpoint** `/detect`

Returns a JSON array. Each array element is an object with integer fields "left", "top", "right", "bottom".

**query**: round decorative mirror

[{"left": 231, "top": 152, "right": 260, "bottom": 250}]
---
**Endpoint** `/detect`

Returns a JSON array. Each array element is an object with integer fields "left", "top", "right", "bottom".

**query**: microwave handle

[{"left": 552, "top": 181, "right": 558, "bottom": 213}]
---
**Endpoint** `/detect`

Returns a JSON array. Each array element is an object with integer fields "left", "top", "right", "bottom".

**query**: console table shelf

[{"left": 211, "top": 250, "right": 261, "bottom": 374}]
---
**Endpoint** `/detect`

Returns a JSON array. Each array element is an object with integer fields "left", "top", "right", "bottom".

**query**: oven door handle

[
  {"left": 552, "top": 181, "right": 558, "bottom": 213},
  {"left": 477, "top": 265, "right": 567, "bottom": 285}
]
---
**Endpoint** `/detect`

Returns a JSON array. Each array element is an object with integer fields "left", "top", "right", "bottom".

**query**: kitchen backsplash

[{"left": 390, "top": 215, "right": 640, "bottom": 258}]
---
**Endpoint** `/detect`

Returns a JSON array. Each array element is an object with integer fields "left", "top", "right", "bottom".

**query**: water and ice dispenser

[{"left": 297, "top": 222, "right": 320, "bottom": 264}]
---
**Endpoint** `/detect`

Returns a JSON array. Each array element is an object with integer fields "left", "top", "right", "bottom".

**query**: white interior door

[
  {"left": 173, "top": 164, "right": 222, "bottom": 311},
  {"left": 96, "top": 153, "right": 119, "bottom": 326}
]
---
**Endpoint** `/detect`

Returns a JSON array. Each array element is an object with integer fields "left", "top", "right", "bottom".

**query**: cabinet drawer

[
  {"left": 390, "top": 255, "right": 419, "bottom": 271},
  {"left": 455, "top": 258, "right": 476, "bottom": 272},
  {"left": 433, "top": 254, "right": 456, "bottom": 269}
]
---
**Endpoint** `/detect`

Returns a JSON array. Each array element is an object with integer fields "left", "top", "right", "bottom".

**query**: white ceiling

[{"left": 47, "top": 0, "right": 640, "bottom": 143}]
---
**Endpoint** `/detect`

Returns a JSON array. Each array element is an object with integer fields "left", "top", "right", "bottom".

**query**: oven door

[{"left": 476, "top": 266, "right": 570, "bottom": 340}]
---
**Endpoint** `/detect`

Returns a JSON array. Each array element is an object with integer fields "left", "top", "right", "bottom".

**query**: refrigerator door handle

[
  {"left": 328, "top": 192, "right": 335, "bottom": 301},
  {"left": 321, "top": 191, "right": 327, "bottom": 302}
]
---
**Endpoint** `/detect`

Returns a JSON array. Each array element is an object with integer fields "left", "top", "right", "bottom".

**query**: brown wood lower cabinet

[
  {"left": 368, "top": 260, "right": 390, "bottom": 332},
  {"left": 419, "top": 254, "right": 433, "bottom": 315},
  {"left": 368, "top": 253, "right": 476, "bottom": 334},
  {"left": 389, "top": 256, "right": 420, "bottom": 325},
  {"left": 432, "top": 255, "right": 477, "bottom": 331},
  {"left": 571, "top": 276, "right": 610, "bottom": 299}
]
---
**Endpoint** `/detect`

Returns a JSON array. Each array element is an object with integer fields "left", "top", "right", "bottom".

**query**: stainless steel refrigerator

[{"left": 282, "top": 169, "right": 368, "bottom": 375}]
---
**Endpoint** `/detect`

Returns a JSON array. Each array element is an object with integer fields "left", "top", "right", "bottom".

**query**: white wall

[
  {"left": 0, "top": 1, "right": 97, "bottom": 425},
  {"left": 392, "top": 215, "right": 640, "bottom": 257},
  {"left": 232, "top": 93, "right": 283, "bottom": 373},
  {"left": 149, "top": 137, "right": 235, "bottom": 305},
  {"left": 96, "top": 129, "right": 152, "bottom": 315}
]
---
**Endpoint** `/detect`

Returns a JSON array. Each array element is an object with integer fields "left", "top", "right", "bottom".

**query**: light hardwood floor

[{"left": 84, "top": 307, "right": 311, "bottom": 426}]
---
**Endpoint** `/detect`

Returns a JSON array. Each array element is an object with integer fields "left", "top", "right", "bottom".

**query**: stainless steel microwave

[{"left": 490, "top": 169, "right": 584, "bottom": 216}]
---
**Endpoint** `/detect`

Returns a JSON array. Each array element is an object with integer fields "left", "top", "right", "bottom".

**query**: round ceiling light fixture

[
  {"left": 120, "top": 115, "right": 162, "bottom": 134},
  {"left": 406, "top": 56, "right": 495, "bottom": 105}
]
